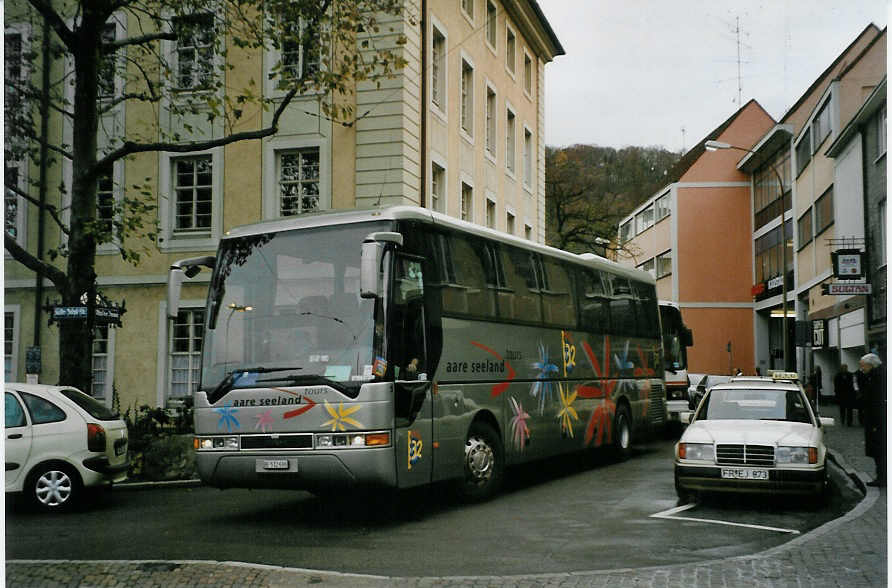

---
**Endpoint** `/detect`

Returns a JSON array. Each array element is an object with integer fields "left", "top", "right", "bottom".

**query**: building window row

[
  {"left": 636, "top": 250, "right": 672, "bottom": 279},
  {"left": 619, "top": 194, "right": 672, "bottom": 243},
  {"left": 754, "top": 220, "right": 792, "bottom": 285},
  {"left": 753, "top": 148, "right": 791, "bottom": 231}
]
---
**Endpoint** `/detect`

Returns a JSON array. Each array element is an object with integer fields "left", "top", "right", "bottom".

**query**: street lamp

[{"left": 705, "top": 140, "right": 791, "bottom": 371}]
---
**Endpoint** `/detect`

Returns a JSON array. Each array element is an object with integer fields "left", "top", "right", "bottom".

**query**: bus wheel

[
  {"left": 458, "top": 421, "right": 504, "bottom": 502},
  {"left": 613, "top": 404, "right": 632, "bottom": 461}
]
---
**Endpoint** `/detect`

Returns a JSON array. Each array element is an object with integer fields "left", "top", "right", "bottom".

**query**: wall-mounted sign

[
  {"left": 812, "top": 320, "right": 826, "bottom": 348},
  {"left": 821, "top": 282, "right": 872, "bottom": 295},
  {"left": 832, "top": 249, "right": 864, "bottom": 278},
  {"left": 767, "top": 275, "right": 784, "bottom": 290}
]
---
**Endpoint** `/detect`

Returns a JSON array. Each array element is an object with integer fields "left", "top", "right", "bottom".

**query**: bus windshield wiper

[
  {"left": 255, "top": 374, "right": 350, "bottom": 396},
  {"left": 208, "top": 366, "right": 303, "bottom": 403}
]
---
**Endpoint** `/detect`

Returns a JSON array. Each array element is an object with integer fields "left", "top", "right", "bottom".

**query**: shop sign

[
  {"left": 822, "top": 283, "right": 872, "bottom": 295},
  {"left": 812, "top": 320, "right": 826, "bottom": 348},
  {"left": 832, "top": 249, "right": 864, "bottom": 278},
  {"left": 767, "top": 275, "right": 784, "bottom": 290}
]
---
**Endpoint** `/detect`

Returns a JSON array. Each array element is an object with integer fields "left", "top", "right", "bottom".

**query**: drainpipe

[
  {"left": 33, "top": 16, "right": 51, "bottom": 348},
  {"left": 419, "top": 0, "right": 427, "bottom": 208}
]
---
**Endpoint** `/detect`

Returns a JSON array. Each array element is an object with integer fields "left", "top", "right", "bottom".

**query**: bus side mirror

[
  {"left": 360, "top": 232, "right": 403, "bottom": 299},
  {"left": 682, "top": 328, "right": 694, "bottom": 347},
  {"left": 167, "top": 256, "right": 215, "bottom": 319}
]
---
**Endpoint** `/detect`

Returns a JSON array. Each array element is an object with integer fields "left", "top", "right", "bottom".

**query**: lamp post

[{"left": 705, "top": 140, "right": 791, "bottom": 372}]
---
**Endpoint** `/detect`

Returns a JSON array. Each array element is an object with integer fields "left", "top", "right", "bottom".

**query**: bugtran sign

[{"left": 822, "top": 283, "right": 872, "bottom": 295}]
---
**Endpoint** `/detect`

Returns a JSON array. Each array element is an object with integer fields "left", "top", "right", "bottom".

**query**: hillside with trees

[{"left": 545, "top": 144, "right": 680, "bottom": 255}]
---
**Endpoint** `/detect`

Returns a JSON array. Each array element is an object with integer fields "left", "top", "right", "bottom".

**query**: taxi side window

[
  {"left": 20, "top": 392, "right": 66, "bottom": 425},
  {"left": 5, "top": 392, "right": 27, "bottom": 428}
]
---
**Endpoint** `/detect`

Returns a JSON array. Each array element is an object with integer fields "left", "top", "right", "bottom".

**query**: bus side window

[
  {"left": 393, "top": 256, "right": 426, "bottom": 380},
  {"left": 577, "top": 268, "right": 609, "bottom": 332}
]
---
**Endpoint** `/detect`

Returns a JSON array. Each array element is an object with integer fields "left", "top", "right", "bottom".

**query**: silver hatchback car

[{"left": 5, "top": 384, "right": 129, "bottom": 511}]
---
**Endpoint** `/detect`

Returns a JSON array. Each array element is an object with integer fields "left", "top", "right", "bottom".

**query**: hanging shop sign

[{"left": 832, "top": 249, "right": 864, "bottom": 279}]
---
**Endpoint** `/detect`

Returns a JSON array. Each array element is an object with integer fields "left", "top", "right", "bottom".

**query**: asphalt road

[{"left": 5, "top": 438, "right": 860, "bottom": 577}]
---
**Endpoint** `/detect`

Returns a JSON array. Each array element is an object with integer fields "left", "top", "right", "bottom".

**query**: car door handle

[{"left": 7, "top": 434, "right": 22, "bottom": 439}]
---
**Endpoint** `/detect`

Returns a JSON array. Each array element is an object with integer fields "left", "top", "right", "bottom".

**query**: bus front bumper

[{"left": 197, "top": 448, "right": 397, "bottom": 491}]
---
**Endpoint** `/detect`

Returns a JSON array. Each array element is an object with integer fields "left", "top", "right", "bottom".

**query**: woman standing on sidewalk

[{"left": 857, "top": 353, "right": 886, "bottom": 487}]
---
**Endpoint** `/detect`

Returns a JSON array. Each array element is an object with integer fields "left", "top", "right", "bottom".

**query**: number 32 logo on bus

[{"left": 408, "top": 430, "right": 423, "bottom": 470}]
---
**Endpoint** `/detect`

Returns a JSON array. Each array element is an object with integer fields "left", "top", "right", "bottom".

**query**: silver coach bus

[{"left": 167, "top": 206, "right": 665, "bottom": 501}]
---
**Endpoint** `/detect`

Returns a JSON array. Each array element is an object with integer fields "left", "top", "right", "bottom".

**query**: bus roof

[{"left": 223, "top": 206, "right": 655, "bottom": 285}]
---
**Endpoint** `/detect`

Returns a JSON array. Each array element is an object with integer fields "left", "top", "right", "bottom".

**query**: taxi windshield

[{"left": 699, "top": 388, "right": 812, "bottom": 424}]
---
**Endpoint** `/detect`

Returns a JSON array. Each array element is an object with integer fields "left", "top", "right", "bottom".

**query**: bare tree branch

[{"left": 4, "top": 231, "right": 69, "bottom": 290}]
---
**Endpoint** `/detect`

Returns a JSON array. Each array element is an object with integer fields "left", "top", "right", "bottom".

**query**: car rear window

[
  {"left": 21, "top": 392, "right": 67, "bottom": 425},
  {"left": 60, "top": 388, "right": 119, "bottom": 420}
]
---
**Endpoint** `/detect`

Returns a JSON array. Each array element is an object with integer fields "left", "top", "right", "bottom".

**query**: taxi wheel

[
  {"left": 458, "top": 421, "right": 504, "bottom": 502},
  {"left": 27, "top": 462, "right": 82, "bottom": 512},
  {"left": 612, "top": 404, "right": 632, "bottom": 461},
  {"left": 674, "top": 472, "right": 694, "bottom": 504}
]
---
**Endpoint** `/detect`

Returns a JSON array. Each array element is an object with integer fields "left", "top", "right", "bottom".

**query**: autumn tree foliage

[
  {"left": 545, "top": 144, "right": 680, "bottom": 255},
  {"left": 4, "top": 0, "right": 408, "bottom": 393}
]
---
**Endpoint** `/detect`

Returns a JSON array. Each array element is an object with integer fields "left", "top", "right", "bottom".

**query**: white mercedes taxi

[
  {"left": 674, "top": 374, "right": 833, "bottom": 501},
  {"left": 5, "top": 383, "right": 129, "bottom": 512}
]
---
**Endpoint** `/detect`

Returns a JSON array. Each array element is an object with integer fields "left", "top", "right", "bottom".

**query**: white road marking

[{"left": 650, "top": 503, "right": 801, "bottom": 534}]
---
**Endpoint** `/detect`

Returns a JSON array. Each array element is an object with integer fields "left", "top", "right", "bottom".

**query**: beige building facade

[{"left": 3, "top": 1, "right": 563, "bottom": 411}]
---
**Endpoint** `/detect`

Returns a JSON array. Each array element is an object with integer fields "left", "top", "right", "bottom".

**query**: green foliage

[
  {"left": 123, "top": 397, "right": 196, "bottom": 481},
  {"left": 545, "top": 144, "right": 681, "bottom": 254}
]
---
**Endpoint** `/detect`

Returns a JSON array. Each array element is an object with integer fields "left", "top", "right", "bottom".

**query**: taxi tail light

[
  {"left": 87, "top": 423, "right": 107, "bottom": 452},
  {"left": 809, "top": 447, "right": 818, "bottom": 464}
]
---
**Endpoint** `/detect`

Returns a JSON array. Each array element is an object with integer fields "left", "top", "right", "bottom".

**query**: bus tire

[
  {"left": 612, "top": 404, "right": 632, "bottom": 461},
  {"left": 458, "top": 421, "right": 504, "bottom": 502}
]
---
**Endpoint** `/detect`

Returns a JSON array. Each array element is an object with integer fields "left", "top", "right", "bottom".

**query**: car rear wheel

[{"left": 27, "top": 463, "right": 81, "bottom": 512}]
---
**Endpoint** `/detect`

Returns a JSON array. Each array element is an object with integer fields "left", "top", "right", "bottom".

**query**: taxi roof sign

[{"left": 770, "top": 371, "right": 799, "bottom": 381}]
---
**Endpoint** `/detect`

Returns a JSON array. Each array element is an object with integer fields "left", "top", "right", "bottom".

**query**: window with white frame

[
  {"left": 656, "top": 250, "right": 672, "bottom": 278},
  {"left": 506, "top": 211, "right": 515, "bottom": 234},
  {"left": 486, "top": 1, "right": 497, "bottom": 48},
  {"left": 523, "top": 127, "right": 532, "bottom": 187},
  {"left": 4, "top": 311, "right": 16, "bottom": 382},
  {"left": 795, "top": 128, "right": 811, "bottom": 176},
  {"left": 506, "top": 107, "right": 516, "bottom": 175},
  {"left": 485, "top": 86, "right": 496, "bottom": 157},
  {"left": 635, "top": 205, "right": 654, "bottom": 234},
  {"left": 879, "top": 105, "right": 887, "bottom": 157},
  {"left": 486, "top": 198, "right": 496, "bottom": 228},
  {"left": 813, "top": 98, "right": 832, "bottom": 148},
  {"left": 431, "top": 161, "right": 445, "bottom": 212},
  {"left": 431, "top": 26, "right": 446, "bottom": 111},
  {"left": 655, "top": 193, "right": 671, "bottom": 221},
  {"left": 173, "top": 155, "right": 213, "bottom": 235},
  {"left": 461, "top": 58, "right": 474, "bottom": 136},
  {"left": 278, "top": 16, "right": 320, "bottom": 84},
  {"left": 505, "top": 25, "right": 516, "bottom": 75},
  {"left": 523, "top": 52, "right": 533, "bottom": 95},
  {"left": 173, "top": 13, "right": 215, "bottom": 90},
  {"left": 169, "top": 308, "right": 204, "bottom": 403},
  {"left": 96, "top": 164, "right": 115, "bottom": 242},
  {"left": 278, "top": 148, "right": 320, "bottom": 216},
  {"left": 620, "top": 220, "right": 633, "bottom": 243},
  {"left": 461, "top": 182, "right": 473, "bottom": 221},
  {"left": 92, "top": 325, "right": 110, "bottom": 400},
  {"left": 461, "top": 0, "right": 474, "bottom": 21}
]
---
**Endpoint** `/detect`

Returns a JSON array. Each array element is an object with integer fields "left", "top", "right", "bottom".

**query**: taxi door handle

[{"left": 8, "top": 434, "right": 22, "bottom": 439}]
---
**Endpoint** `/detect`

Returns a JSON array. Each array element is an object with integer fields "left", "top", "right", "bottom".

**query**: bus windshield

[
  {"left": 200, "top": 221, "right": 390, "bottom": 397},
  {"left": 659, "top": 304, "right": 690, "bottom": 373}
]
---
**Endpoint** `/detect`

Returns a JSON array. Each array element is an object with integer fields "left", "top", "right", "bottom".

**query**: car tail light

[{"left": 87, "top": 423, "right": 107, "bottom": 452}]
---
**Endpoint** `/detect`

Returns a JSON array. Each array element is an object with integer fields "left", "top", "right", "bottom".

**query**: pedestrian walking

[
  {"left": 856, "top": 353, "right": 886, "bottom": 487},
  {"left": 834, "top": 363, "right": 856, "bottom": 426}
]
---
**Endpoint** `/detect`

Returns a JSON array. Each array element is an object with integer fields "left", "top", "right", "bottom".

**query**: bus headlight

[
  {"left": 194, "top": 436, "right": 239, "bottom": 451},
  {"left": 314, "top": 432, "right": 391, "bottom": 449}
]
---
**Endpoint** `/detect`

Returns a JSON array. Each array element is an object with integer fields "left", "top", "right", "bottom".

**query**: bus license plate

[
  {"left": 721, "top": 468, "right": 768, "bottom": 480},
  {"left": 259, "top": 459, "right": 291, "bottom": 471}
]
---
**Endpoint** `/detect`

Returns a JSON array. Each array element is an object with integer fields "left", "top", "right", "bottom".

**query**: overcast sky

[{"left": 538, "top": 0, "right": 889, "bottom": 153}]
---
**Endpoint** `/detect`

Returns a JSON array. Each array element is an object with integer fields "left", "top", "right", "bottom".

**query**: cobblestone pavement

[{"left": 7, "top": 402, "right": 887, "bottom": 587}]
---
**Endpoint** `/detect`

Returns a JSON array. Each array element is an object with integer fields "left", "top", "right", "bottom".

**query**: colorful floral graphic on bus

[
  {"left": 580, "top": 337, "right": 617, "bottom": 447},
  {"left": 255, "top": 410, "right": 274, "bottom": 433},
  {"left": 509, "top": 396, "right": 531, "bottom": 452},
  {"left": 321, "top": 401, "right": 362, "bottom": 431},
  {"left": 634, "top": 345, "right": 657, "bottom": 417},
  {"left": 530, "top": 341, "right": 559, "bottom": 414},
  {"left": 558, "top": 386, "right": 579, "bottom": 438},
  {"left": 283, "top": 395, "right": 317, "bottom": 419},
  {"left": 561, "top": 331, "right": 576, "bottom": 375},
  {"left": 214, "top": 401, "right": 240, "bottom": 433}
]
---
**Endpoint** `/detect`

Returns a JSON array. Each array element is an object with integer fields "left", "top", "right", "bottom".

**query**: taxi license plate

[
  {"left": 721, "top": 468, "right": 768, "bottom": 480},
  {"left": 259, "top": 459, "right": 291, "bottom": 471}
]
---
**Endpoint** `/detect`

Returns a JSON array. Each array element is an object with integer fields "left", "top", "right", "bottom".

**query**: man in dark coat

[
  {"left": 856, "top": 353, "right": 886, "bottom": 487},
  {"left": 834, "top": 363, "right": 855, "bottom": 426}
]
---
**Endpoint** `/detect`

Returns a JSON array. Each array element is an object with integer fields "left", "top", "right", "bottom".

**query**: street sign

[
  {"left": 822, "top": 283, "right": 872, "bottom": 295},
  {"left": 832, "top": 249, "right": 865, "bottom": 278},
  {"left": 52, "top": 305, "right": 124, "bottom": 324}
]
